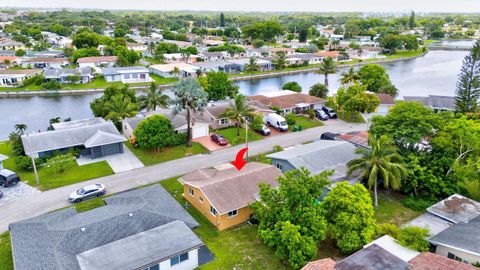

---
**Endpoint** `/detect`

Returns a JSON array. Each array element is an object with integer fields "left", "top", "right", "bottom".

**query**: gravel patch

[{"left": 0, "top": 182, "right": 40, "bottom": 205}]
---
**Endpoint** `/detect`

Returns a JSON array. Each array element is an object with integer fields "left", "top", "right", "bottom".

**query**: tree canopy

[
  {"left": 134, "top": 115, "right": 184, "bottom": 151},
  {"left": 455, "top": 39, "right": 480, "bottom": 113},
  {"left": 198, "top": 71, "right": 239, "bottom": 101},
  {"left": 357, "top": 64, "right": 398, "bottom": 97}
]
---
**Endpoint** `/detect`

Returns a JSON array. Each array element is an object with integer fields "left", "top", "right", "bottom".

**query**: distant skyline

[{"left": 2, "top": 0, "right": 480, "bottom": 13}]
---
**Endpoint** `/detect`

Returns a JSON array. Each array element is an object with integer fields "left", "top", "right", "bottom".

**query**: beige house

[{"left": 180, "top": 162, "right": 282, "bottom": 231}]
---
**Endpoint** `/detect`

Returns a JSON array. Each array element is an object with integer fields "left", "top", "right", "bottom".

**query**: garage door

[{"left": 192, "top": 125, "right": 209, "bottom": 139}]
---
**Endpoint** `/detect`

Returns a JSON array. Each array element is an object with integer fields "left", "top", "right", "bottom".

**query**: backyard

[
  {"left": 124, "top": 142, "right": 208, "bottom": 166},
  {"left": 0, "top": 142, "right": 114, "bottom": 190},
  {"left": 374, "top": 190, "right": 423, "bottom": 225}
]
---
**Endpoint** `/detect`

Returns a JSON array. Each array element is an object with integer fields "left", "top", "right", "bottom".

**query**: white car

[{"left": 68, "top": 184, "right": 106, "bottom": 203}]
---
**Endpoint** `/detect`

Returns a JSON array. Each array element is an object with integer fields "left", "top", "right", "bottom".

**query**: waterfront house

[
  {"left": 0, "top": 69, "right": 41, "bottom": 86},
  {"left": 245, "top": 48, "right": 271, "bottom": 58},
  {"left": 44, "top": 67, "right": 93, "bottom": 84},
  {"left": 285, "top": 53, "right": 323, "bottom": 65},
  {"left": 77, "top": 56, "right": 118, "bottom": 68},
  {"left": 227, "top": 58, "right": 274, "bottom": 71},
  {"left": 9, "top": 185, "right": 212, "bottom": 270},
  {"left": 197, "top": 51, "right": 226, "bottom": 61},
  {"left": 180, "top": 162, "right": 282, "bottom": 230},
  {"left": 149, "top": 63, "right": 200, "bottom": 78},
  {"left": 193, "top": 60, "right": 241, "bottom": 74},
  {"left": 102, "top": 66, "right": 152, "bottom": 83},
  {"left": 163, "top": 53, "right": 199, "bottom": 63},
  {"left": 22, "top": 57, "right": 69, "bottom": 69},
  {"left": 267, "top": 47, "right": 295, "bottom": 56},
  {"left": 21, "top": 118, "right": 126, "bottom": 159},
  {"left": 248, "top": 90, "right": 326, "bottom": 115},
  {"left": 403, "top": 95, "right": 455, "bottom": 112}
]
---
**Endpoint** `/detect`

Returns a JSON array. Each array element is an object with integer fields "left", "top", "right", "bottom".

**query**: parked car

[
  {"left": 210, "top": 133, "right": 228, "bottom": 146},
  {"left": 257, "top": 124, "right": 271, "bottom": 136},
  {"left": 0, "top": 169, "right": 20, "bottom": 187},
  {"left": 264, "top": 113, "right": 288, "bottom": 132},
  {"left": 68, "top": 184, "right": 106, "bottom": 203},
  {"left": 322, "top": 106, "right": 337, "bottom": 119},
  {"left": 315, "top": 109, "right": 329, "bottom": 121},
  {"left": 320, "top": 132, "right": 337, "bottom": 141}
]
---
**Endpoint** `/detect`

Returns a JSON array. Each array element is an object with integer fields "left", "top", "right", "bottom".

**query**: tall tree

[
  {"left": 409, "top": 11, "right": 415, "bottom": 29},
  {"left": 454, "top": 39, "right": 480, "bottom": 113},
  {"left": 309, "top": 83, "right": 329, "bottom": 98},
  {"left": 220, "top": 94, "right": 254, "bottom": 136},
  {"left": 318, "top": 57, "right": 337, "bottom": 88},
  {"left": 340, "top": 67, "right": 360, "bottom": 86},
  {"left": 220, "top": 13, "right": 225, "bottom": 27},
  {"left": 198, "top": 71, "right": 239, "bottom": 101},
  {"left": 171, "top": 78, "right": 208, "bottom": 147},
  {"left": 104, "top": 95, "right": 139, "bottom": 127},
  {"left": 347, "top": 134, "right": 407, "bottom": 207},
  {"left": 273, "top": 52, "right": 286, "bottom": 70},
  {"left": 244, "top": 57, "right": 260, "bottom": 73},
  {"left": 137, "top": 82, "right": 170, "bottom": 111}
]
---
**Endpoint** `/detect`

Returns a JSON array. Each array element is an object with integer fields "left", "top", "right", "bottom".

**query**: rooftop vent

[
  {"left": 128, "top": 213, "right": 133, "bottom": 217},
  {"left": 80, "top": 227, "right": 86, "bottom": 232}
]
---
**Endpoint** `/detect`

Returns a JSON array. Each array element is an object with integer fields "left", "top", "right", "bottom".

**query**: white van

[{"left": 264, "top": 113, "right": 288, "bottom": 132}]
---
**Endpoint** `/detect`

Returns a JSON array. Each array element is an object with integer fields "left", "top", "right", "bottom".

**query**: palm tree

[
  {"left": 244, "top": 57, "right": 260, "bottom": 73},
  {"left": 171, "top": 78, "right": 208, "bottom": 147},
  {"left": 14, "top": 124, "right": 27, "bottom": 135},
  {"left": 147, "top": 42, "right": 156, "bottom": 56},
  {"left": 105, "top": 95, "right": 139, "bottom": 129},
  {"left": 138, "top": 82, "right": 170, "bottom": 111},
  {"left": 347, "top": 134, "right": 407, "bottom": 207},
  {"left": 318, "top": 57, "right": 337, "bottom": 88},
  {"left": 273, "top": 52, "right": 287, "bottom": 70},
  {"left": 339, "top": 67, "right": 360, "bottom": 86},
  {"left": 47, "top": 117, "right": 61, "bottom": 130},
  {"left": 220, "top": 94, "right": 254, "bottom": 136}
]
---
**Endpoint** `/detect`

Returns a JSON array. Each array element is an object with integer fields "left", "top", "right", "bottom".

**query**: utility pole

[
  {"left": 27, "top": 134, "right": 39, "bottom": 186},
  {"left": 244, "top": 116, "right": 249, "bottom": 162}
]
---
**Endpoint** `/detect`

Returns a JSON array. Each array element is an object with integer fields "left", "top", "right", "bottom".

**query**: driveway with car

[{"left": 193, "top": 134, "right": 231, "bottom": 151}]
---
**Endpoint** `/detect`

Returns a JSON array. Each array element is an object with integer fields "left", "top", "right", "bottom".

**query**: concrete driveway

[
  {"left": 77, "top": 147, "right": 144, "bottom": 173},
  {"left": 193, "top": 135, "right": 231, "bottom": 151},
  {"left": 0, "top": 120, "right": 366, "bottom": 232}
]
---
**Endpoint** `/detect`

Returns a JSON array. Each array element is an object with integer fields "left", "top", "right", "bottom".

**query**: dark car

[
  {"left": 315, "top": 109, "right": 329, "bottom": 121},
  {"left": 322, "top": 106, "right": 337, "bottom": 119},
  {"left": 0, "top": 169, "right": 20, "bottom": 187},
  {"left": 68, "top": 184, "right": 106, "bottom": 203},
  {"left": 210, "top": 133, "right": 229, "bottom": 146},
  {"left": 320, "top": 132, "right": 337, "bottom": 141}
]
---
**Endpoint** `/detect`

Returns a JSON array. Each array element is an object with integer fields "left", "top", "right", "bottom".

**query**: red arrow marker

[{"left": 231, "top": 147, "right": 248, "bottom": 171}]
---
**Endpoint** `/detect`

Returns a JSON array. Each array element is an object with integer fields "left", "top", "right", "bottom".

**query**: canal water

[{"left": 0, "top": 44, "right": 470, "bottom": 139}]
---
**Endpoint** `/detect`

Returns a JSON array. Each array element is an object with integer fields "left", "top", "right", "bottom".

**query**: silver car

[{"left": 68, "top": 184, "right": 106, "bottom": 203}]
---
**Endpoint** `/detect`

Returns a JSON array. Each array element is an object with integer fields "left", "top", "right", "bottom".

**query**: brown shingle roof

[
  {"left": 316, "top": 50, "right": 340, "bottom": 58},
  {"left": 410, "top": 252, "right": 479, "bottom": 270},
  {"left": 376, "top": 93, "right": 395, "bottom": 105},
  {"left": 0, "top": 69, "right": 41, "bottom": 75},
  {"left": 77, "top": 56, "right": 118, "bottom": 63},
  {"left": 24, "top": 57, "right": 68, "bottom": 63},
  {"left": 301, "top": 258, "right": 336, "bottom": 270},
  {"left": 248, "top": 92, "right": 326, "bottom": 110},
  {"left": 181, "top": 162, "right": 282, "bottom": 214}
]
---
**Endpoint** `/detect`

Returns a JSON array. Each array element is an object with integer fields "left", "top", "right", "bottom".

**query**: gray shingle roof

[
  {"left": 267, "top": 140, "right": 358, "bottom": 180},
  {"left": 102, "top": 66, "right": 148, "bottom": 76},
  {"left": 403, "top": 95, "right": 455, "bottom": 111},
  {"left": 21, "top": 120, "right": 126, "bottom": 155},
  {"left": 429, "top": 215, "right": 480, "bottom": 256},
  {"left": 336, "top": 244, "right": 411, "bottom": 270},
  {"left": 9, "top": 185, "right": 201, "bottom": 270},
  {"left": 43, "top": 68, "right": 92, "bottom": 78},
  {"left": 427, "top": 194, "right": 480, "bottom": 224}
]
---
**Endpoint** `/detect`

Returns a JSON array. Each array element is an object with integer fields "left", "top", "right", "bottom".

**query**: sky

[{"left": 1, "top": 0, "right": 480, "bottom": 13}]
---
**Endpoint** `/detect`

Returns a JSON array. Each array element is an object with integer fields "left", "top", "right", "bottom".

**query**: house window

[
  {"left": 124, "top": 74, "right": 130, "bottom": 79},
  {"left": 220, "top": 118, "right": 228, "bottom": 125},
  {"left": 143, "top": 265, "right": 159, "bottom": 270},
  {"left": 188, "top": 187, "right": 194, "bottom": 196},
  {"left": 140, "top": 73, "right": 146, "bottom": 79},
  {"left": 199, "top": 196, "right": 204, "bottom": 203},
  {"left": 170, "top": 252, "right": 189, "bottom": 266},
  {"left": 132, "top": 73, "right": 138, "bottom": 79},
  {"left": 276, "top": 162, "right": 283, "bottom": 170},
  {"left": 447, "top": 252, "right": 465, "bottom": 262},
  {"left": 227, "top": 209, "right": 238, "bottom": 218},
  {"left": 210, "top": 206, "right": 217, "bottom": 216}
]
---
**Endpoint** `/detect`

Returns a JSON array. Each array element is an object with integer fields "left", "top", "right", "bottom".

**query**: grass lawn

[
  {"left": 143, "top": 57, "right": 162, "bottom": 64},
  {"left": 374, "top": 190, "right": 423, "bottom": 225},
  {"left": 74, "top": 197, "right": 107, "bottom": 213},
  {"left": 463, "top": 180, "right": 480, "bottom": 201},
  {"left": 124, "top": 142, "right": 208, "bottom": 166},
  {"left": 160, "top": 178, "right": 292, "bottom": 270},
  {"left": 337, "top": 111, "right": 366, "bottom": 123},
  {"left": 289, "top": 115, "right": 323, "bottom": 131},
  {"left": 0, "top": 142, "right": 114, "bottom": 191},
  {"left": 216, "top": 126, "right": 264, "bottom": 146},
  {"left": 0, "top": 232, "right": 13, "bottom": 270}
]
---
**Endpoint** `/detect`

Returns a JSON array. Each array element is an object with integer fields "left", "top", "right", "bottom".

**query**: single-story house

[
  {"left": 9, "top": 185, "right": 213, "bottom": 270},
  {"left": 127, "top": 42, "right": 148, "bottom": 52},
  {"left": 180, "top": 162, "right": 283, "bottom": 230},
  {"left": 25, "top": 50, "right": 64, "bottom": 58},
  {"left": 123, "top": 109, "right": 210, "bottom": 140},
  {"left": 149, "top": 63, "right": 200, "bottom": 78},
  {"left": 21, "top": 118, "right": 126, "bottom": 159},
  {"left": 316, "top": 50, "right": 342, "bottom": 61},
  {"left": 286, "top": 53, "right": 323, "bottom": 65},
  {"left": 21, "top": 57, "right": 69, "bottom": 69},
  {"left": 266, "top": 140, "right": 358, "bottom": 184},
  {"left": 227, "top": 58, "right": 274, "bottom": 71},
  {"left": 203, "top": 39, "right": 225, "bottom": 47},
  {"left": 43, "top": 67, "right": 93, "bottom": 84},
  {"left": 347, "top": 47, "right": 384, "bottom": 60},
  {"left": 0, "top": 38, "right": 24, "bottom": 50},
  {"left": 163, "top": 53, "right": 199, "bottom": 63},
  {"left": 77, "top": 56, "right": 118, "bottom": 68},
  {"left": 248, "top": 90, "right": 326, "bottom": 115},
  {"left": 193, "top": 60, "right": 241, "bottom": 74},
  {"left": 285, "top": 41, "right": 309, "bottom": 49},
  {"left": 245, "top": 48, "right": 271, "bottom": 58},
  {"left": 364, "top": 235, "right": 419, "bottom": 263},
  {"left": 0, "top": 56, "right": 21, "bottom": 67},
  {"left": 197, "top": 51, "right": 226, "bottom": 62},
  {"left": 403, "top": 95, "right": 455, "bottom": 112},
  {"left": 267, "top": 47, "right": 295, "bottom": 56},
  {"left": 102, "top": 66, "right": 152, "bottom": 83},
  {"left": 336, "top": 244, "right": 411, "bottom": 270},
  {"left": 0, "top": 69, "right": 41, "bottom": 86},
  {"left": 409, "top": 252, "right": 479, "bottom": 270},
  {"left": 163, "top": 39, "right": 193, "bottom": 48}
]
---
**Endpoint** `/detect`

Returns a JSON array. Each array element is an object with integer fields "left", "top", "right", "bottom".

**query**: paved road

[{"left": 0, "top": 120, "right": 366, "bottom": 232}]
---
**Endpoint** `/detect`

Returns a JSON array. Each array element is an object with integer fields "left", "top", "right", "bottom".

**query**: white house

[
  {"left": 102, "top": 66, "right": 152, "bottom": 83},
  {"left": 149, "top": 63, "right": 200, "bottom": 78},
  {"left": 163, "top": 53, "right": 199, "bottom": 63},
  {"left": 77, "top": 56, "right": 118, "bottom": 68},
  {"left": 127, "top": 43, "right": 148, "bottom": 52},
  {"left": 21, "top": 57, "right": 69, "bottom": 69},
  {"left": 0, "top": 69, "right": 41, "bottom": 86},
  {"left": 43, "top": 68, "right": 93, "bottom": 84}
]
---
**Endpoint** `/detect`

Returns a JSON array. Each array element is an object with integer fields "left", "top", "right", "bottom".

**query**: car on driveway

[
  {"left": 315, "top": 109, "right": 329, "bottom": 121},
  {"left": 210, "top": 133, "right": 229, "bottom": 146},
  {"left": 0, "top": 169, "right": 20, "bottom": 187},
  {"left": 257, "top": 125, "right": 271, "bottom": 136},
  {"left": 68, "top": 184, "right": 106, "bottom": 203},
  {"left": 322, "top": 106, "right": 337, "bottom": 119}
]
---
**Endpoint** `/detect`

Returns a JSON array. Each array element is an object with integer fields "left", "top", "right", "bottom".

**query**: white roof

[
  {"left": 149, "top": 63, "right": 199, "bottom": 73},
  {"left": 364, "top": 235, "right": 419, "bottom": 262},
  {"left": 261, "top": 90, "right": 297, "bottom": 98}
]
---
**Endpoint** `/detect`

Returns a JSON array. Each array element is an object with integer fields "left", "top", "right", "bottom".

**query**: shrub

[
  {"left": 272, "top": 145, "right": 283, "bottom": 152},
  {"left": 379, "top": 223, "right": 401, "bottom": 238},
  {"left": 282, "top": 81, "right": 302, "bottom": 92},
  {"left": 307, "top": 109, "right": 315, "bottom": 119},
  {"left": 44, "top": 153, "right": 76, "bottom": 174},
  {"left": 43, "top": 80, "right": 62, "bottom": 90},
  {"left": 285, "top": 113, "right": 296, "bottom": 125},
  {"left": 401, "top": 196, "right": 435, "bottom": 211},
  {"left": 22, "top": 74, "right": 45, "bottom": 87},
  {"left": 396, "top": 226, "right": 430, "bottom": 252},
  {"left": 15, "top": 155, "right": 33, "bottom": 171}
]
